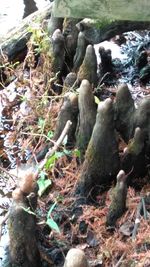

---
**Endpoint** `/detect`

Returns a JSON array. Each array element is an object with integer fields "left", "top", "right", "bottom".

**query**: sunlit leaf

[
  {"left": 94, "top": 96, "right": 100, "bottom": 104},
  {"left": 46, "top": 218, "right": 60, "bottom": 233},
  {"left": 45, "top": 153, "right": 57, "bottom": 169},
  {"left": 73, "top": 149, "right": 81, "bottom": 158}
]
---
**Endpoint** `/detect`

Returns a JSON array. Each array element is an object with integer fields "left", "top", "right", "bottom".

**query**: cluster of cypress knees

[{"left": 6, "top": 14, "right": 150, "bottom": 267}]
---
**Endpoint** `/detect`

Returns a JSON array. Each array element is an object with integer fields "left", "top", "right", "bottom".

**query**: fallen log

[
  {"left": 0, "top": 4, "right": 52, "bottom": 62},
  {"left": 76, "top": 19, "right": 150, "bottom": 44}
]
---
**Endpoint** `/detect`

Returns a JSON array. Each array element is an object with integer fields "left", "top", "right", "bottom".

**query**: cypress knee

[
  {"left": 64, "top": 248, "right": 90, "bottom": 267},
  {"left": 106, "top": 170, "right": 127, "bottom": 228},
  {"left": 62, "top": 72, "right": 77, "bottom": 94},
  {"left": 114, "top": 83, "right": 135, "bottom": 142},
  {"left": 51, "top": 29, "right": 65, "bottom": 74},
  {"left": 63, "top": 18, "right": 80, "bottom": 70},
  {"left": 75, "top": 98, "right": 120, "bottom": 199},
  {"left": 77, "top": 79, "right": 97, "bottom": 159},
  {"left": 7, "top": 174, "right": 41, "bottom": 267},
  {"left": 53, "top": 93, "right": 79, "bottom": 147},
  {"left": 99, "top": 47, "right": 113, "bottom": 78},
  {"left": 122, "top": 127, "right": 147, "bottom": 178},
  {"left": 73, "top": 31, "right": 88, "bottom": 72},
  {"left": 134, "top": 96, "right": 150, "bottom": 140},
  {"left": 77, "top": 45, "right": 98, "bottom": 87},
  {"left": 47, "top": 9, "right": 64, "bottom": 36}
]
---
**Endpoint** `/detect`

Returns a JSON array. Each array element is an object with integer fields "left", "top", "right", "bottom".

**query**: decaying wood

[
  {"left": 76, "top": 19, "right": 150, "bottom": 44},
  {"left": 77, "top": 79, "right": 97, "bottom": 159},
  {"left": 75, "top": 98, "right": 120, "bottom": 199},
  {"left": 0, "top": 5, "right": 52, "bottom": 61}
]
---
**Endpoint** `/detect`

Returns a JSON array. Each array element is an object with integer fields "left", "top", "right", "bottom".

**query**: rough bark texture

[
  {"left": 134, "top": 96, "right": 150, "bottom": 142},
  {"left": 73, "top": 31, "right": 88, "bottom": 72},
  {"left": 62, "top": 72, "right": 77, "bottom": 94},
  {"left": 114, "top": 83, "right": 135, "bottom": 142},
  {"left": 7, "top": 175, "right": 41, "bottom": 267},
  {"left": 77, "top": 45, "right": 98, "bottom": 87},
  {"left": 106, "top": 170, "right": 127, "bottom": 227},
  {"left": 0, "top": 5, "right": 52, "bottom": 62},
  {"left": 121, "top": 127, "right": 147, "bottom": 179},
  {"left": 53, "top": 93, "right": 78, "bottom": 147},
  {"left": 75, "top": 98, "right": 120, "bottom": 199},
  {"left": 63, "top": 18, "right": 80, "bottom": 70},
  {"left": 77, "top": 80, "right": 97, "bottom": 160},
  {"left": 51, "top": 29, "right": 65, "bottom": 74}
]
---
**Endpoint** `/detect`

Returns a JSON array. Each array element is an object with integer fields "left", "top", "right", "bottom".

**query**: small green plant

[
  {"left": 37, "top": 171, "right": 52, "bottom": 197},
  {"left": 46, "top": 202, "right": 60, "bottom": 233}
]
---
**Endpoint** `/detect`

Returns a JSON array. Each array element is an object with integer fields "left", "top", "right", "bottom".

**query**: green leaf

[
  {"left": 73, "top": 149, "right": 81, "bottom": 158},
  {"left": 47, "top": 202, "right": 57, "bottom": 218},
  {"left": 94, "top": 96, "right": 100, "bottom": 104},
  {"left": 46, "top": 218, "right": 60, "bottom": 233},
  {"left": 45, "top": 151, "right": 66, "bottom": 170},
  {"left": 37, "top": 174, "right": 52, "bottom": 197},
  {"left": 47, "top": 131, "right": 54, "bottom": 139},
  {"left": 45, "top": 153, "right": 57, "bottom": 169}
]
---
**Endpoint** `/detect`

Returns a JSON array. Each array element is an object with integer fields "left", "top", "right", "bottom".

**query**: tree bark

[
  {"left": 75, "top": 98, "right": 120, "bottom": 199},
  {"left": 77, "top": 79, "right": 97, "bottom": 160}
]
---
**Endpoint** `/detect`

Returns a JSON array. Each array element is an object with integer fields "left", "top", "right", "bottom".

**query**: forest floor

[{"left": 0, "top": 28, "right": 150, "bottom": 267}]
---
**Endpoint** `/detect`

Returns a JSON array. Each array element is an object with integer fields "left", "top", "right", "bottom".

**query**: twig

[
  {"left": 98, "top": 72, "right": 111, "bottom": 86},
  {"left": 37, "top": 120, "right": 72, "bottom": 173},
  {"left": 20, "top": 131, "right": 54, "bottom": 143},
  {"left": 114, "top": 252, "right": 126, "bottom": 267},
  {"left": 0, "top": 166, "right": 17, "bottom": 184},
  {"left": 132, "top": 199, "right": 142, "bottom": 241},
  {"left": 141, "top": 197, "right": 147, "bottom": 220}
]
